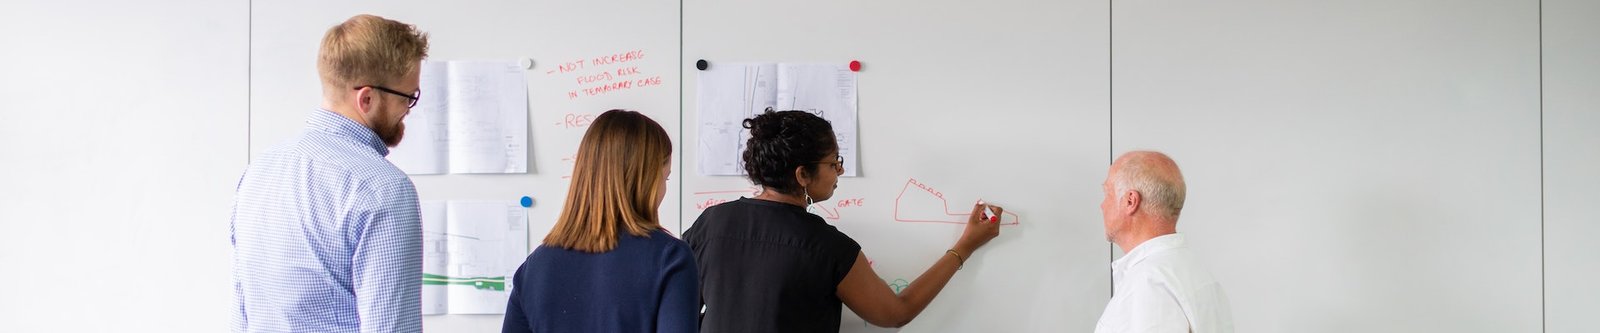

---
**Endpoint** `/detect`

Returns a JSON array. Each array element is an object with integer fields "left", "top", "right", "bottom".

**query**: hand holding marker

[{"left": 979, "top": 199, "right": 1000, "bottom": 223}]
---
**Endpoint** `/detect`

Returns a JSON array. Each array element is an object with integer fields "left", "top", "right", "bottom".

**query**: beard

[{"left": 378, "top": 119, "right": 405, "bottom": 147}]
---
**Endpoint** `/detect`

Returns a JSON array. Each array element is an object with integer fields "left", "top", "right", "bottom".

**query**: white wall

[
  {"left": 1543, "top": 0, "right": 1600, "bottom": 331},
  {"left": 0, "top": 1, "right": 248, "bottom": 331},
  {"left": 1112, "top": 0, "right": 1542, "bottom": 331},
  {"left": 1, "top": 0, "right": 1593, "bottom": 332},
  {"left": 679, "top": 0, "right": 1111, "bottom": 331}
]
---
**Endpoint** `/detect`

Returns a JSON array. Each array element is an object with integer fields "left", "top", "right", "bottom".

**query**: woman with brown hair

[{"left": 502, "top": 110, "right": 696, "bottom": 333}]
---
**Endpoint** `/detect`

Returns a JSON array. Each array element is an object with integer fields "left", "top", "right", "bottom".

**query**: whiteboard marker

[{"left": 979, "top": 200, "right": 996, "bottom": 222}]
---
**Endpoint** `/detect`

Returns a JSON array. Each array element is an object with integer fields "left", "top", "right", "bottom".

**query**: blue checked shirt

[{"left": 231, "top": 109, "right": 423, "bottom": 333}]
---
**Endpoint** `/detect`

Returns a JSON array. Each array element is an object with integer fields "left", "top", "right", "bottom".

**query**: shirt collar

[
  {"left": 1112, "top": 233, "right": 1186, "bottom": 271},
  {"left": 307, "top": 108, "right": 389, "bottom": 157}
]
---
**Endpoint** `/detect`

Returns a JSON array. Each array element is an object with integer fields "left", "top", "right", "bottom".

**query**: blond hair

[
  {"left": 317, "top": 14, "right": 429, "bottom": 90},
  {"left": 544, "top": 110, "right": 673, "bottom": 253}
]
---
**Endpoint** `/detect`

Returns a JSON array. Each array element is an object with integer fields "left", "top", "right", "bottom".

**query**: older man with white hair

[{"left": 1095, "top": 151, "right": 1233, "bottom": 333}]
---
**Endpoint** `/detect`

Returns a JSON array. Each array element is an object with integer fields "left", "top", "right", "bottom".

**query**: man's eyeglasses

[{"left": 354, "top": 85, "right": 420, "bottom": 108}]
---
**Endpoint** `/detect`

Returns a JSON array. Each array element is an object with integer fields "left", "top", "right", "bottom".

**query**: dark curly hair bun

[{"left": 742, "top": 108, "right": 838, "bottom": 196}]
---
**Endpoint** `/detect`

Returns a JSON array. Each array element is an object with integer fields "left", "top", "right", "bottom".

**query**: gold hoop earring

[{"left": 803, "top": 185, "right": 816, "bottom": 212}]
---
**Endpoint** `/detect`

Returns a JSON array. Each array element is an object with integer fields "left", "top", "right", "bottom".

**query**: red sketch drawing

[
  {"left": 893, "top": 178, "right": 1019, "bottom": 225},
  {"left": 691, "top": 187, "right": 760, "bottom": 210},
  {"left": 808, "top": 197, "right": 864, "bottom": 220},
  {"left": 693, "top": 187, "right": 863, "bottom": 221}
]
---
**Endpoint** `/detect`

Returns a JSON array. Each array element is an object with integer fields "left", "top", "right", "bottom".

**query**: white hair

[{"left": 1114, "top": 151, "right": 1186, "bottom": 221}]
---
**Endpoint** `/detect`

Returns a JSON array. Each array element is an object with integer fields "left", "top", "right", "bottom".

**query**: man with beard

[{"left": 230, "top": 14, "right": 430, "bottom": 333}]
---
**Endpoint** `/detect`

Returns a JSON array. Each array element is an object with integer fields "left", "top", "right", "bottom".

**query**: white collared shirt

[{"left": 1095, "top": 234, "right": 1234, "bottom": 333}]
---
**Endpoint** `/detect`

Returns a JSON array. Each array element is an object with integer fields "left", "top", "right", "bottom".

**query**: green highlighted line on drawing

[{"left": 422, "top": 273, "right": 506, "bottom": 291}]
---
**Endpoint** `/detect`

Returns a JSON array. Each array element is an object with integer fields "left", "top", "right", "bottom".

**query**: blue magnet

[{"left": 520, "top": 196, "right": 533, "bottom": 208}]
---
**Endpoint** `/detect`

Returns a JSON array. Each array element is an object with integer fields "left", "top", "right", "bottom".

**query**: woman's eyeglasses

[{"left": 817, "top": 155, "right": 845, "bottom": 172}]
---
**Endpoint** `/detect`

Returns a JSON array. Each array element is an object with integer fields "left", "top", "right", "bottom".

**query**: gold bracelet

[{"left": 946, "top": 249, "right": 966, "bottom": 270}]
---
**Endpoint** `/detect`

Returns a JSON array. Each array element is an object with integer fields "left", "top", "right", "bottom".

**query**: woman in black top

[{"left": 685, "top": 109, "right": 1003, "bottom": 332}]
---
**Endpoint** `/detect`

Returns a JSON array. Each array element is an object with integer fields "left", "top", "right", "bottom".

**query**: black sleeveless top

[{"left": 684, "top": 198, "right": 863, "bottom": 333}]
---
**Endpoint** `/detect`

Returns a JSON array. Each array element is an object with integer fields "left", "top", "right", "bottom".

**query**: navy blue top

[{"left": 502, "top": 229, "right": 698, "bottom": 333}]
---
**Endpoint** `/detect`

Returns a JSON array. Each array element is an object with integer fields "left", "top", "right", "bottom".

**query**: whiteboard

[
  {"left": 0, "top": 0, "right": 247, "bottom": 331},
  {"left": 236, "top": 1, "right": 1575, "bottom": 333},
  {"left": 680, "top": 0, "right": 1112, "bottom": 331},
  {"left": 1542, "top": 0, "right": 1600, "bottom": 331},
  {"left": 1113, "top": 0, "right": 1542, "bottom": 331},
  {"left": 3, "top": 0, "right": 1593, "bottom": 332},
  {"left": 250, "top": 1, "right": 679, "bottom": 331}
]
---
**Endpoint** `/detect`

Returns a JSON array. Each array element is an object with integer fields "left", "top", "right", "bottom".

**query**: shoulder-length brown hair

[{"left": 543, "top": 110, "right": 672, "bottom": 253}]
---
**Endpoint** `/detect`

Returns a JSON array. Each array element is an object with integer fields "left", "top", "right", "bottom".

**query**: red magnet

[{"left": 848, "top": 60, "right": 861, "bottom": 72}]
